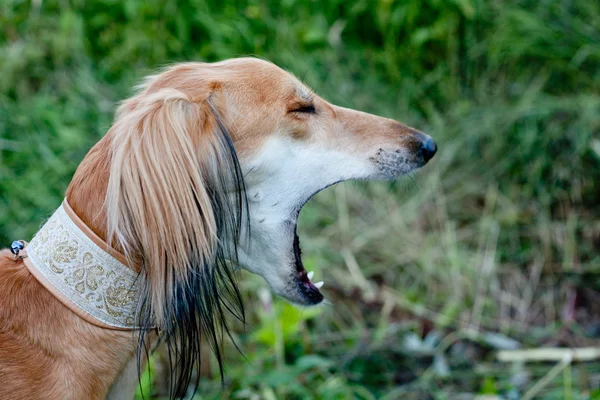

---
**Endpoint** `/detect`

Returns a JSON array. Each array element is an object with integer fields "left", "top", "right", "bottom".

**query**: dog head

[
  {"left": 103, "top": 57, "right": 435, "bottom": 393},
  {"left": 116, "top": 58, "right": 435, "bottom": 304},
  {"left": 204, "top": 58, "right": 436, "bottom": 305}
]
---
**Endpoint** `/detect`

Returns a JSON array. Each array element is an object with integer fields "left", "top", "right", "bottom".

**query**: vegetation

[{"left": 1, "top": 0, "right": 599, "bottom": 398}]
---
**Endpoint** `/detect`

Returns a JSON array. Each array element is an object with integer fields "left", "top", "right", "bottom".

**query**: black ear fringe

[{"left": 135, "top": 102, "right": 249, "bottom": 399}]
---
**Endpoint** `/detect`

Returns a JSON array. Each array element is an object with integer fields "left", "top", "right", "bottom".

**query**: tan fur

[
  {"left": 106, "top": 88, "right": 222, "bottom": 323},
  {"left": 0, "top": 251, "right": 135, "bottom": 398},
  {"left": 0, "top": 58, "right": 428, "bottom": 398}
]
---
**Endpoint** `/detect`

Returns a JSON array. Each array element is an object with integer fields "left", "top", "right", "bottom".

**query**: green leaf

[{"left": 294, "top": 354, "right": 334, "bottom": 372}]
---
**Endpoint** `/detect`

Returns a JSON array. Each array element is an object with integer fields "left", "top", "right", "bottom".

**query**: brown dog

[{"left": 0, "top": 58, "right": 436, "bottom": 399}]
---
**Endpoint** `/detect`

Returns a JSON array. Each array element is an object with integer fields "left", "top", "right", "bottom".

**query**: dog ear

[{"left": 106, "top": 84, "right": 246, "bottom": 396}]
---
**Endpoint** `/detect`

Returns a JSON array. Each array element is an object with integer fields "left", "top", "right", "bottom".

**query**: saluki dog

[{"left": 0, "top": 58, "right": 436, "bottom": 399}]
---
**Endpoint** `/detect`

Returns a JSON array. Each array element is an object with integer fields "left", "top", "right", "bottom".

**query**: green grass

[{"left": 1, "top": 0, "right": 600, "bottom": 398}]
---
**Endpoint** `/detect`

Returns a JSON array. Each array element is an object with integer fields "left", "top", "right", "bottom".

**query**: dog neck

[{"left": 23, "top": 200, "right": 141, "bottom": 330}]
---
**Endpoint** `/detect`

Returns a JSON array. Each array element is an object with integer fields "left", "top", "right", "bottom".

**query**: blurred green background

[{"left": 1, "top": 0, "right": 600, "bottom": 398}]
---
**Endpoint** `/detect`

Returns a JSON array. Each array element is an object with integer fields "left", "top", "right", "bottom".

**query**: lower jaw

[
  {"left": 296, "top": 283, "right": 324, "bottom": 305},
  {"left": 278, "top": 283, "right": 324, "bottom": 306},
  {"left": 291, "top": 228, "right": 324, "bottom": 305}
]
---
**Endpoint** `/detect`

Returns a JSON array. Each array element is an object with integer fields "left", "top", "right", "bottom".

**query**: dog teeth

[
  {"left": 307, "top": 271, "right": 314, "bottom": 280},
  {"left": 315, "top": 281, "right": 324, "bottom": 289}
]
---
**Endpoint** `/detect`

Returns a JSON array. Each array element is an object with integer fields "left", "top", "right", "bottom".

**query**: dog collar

[{"left": 23, "top": 200, "right": 141, "bottom": 330}]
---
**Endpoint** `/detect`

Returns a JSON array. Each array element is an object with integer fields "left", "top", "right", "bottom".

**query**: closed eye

[{"left": 291, "top": 104, "right": 316, "bottom": 114}]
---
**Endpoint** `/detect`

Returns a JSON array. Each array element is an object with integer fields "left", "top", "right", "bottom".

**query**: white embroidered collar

[{"left": 24, "top": 201, "right": 141, "bottom": 330}]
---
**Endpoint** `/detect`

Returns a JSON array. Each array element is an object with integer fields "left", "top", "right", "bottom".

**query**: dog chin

[
  {"left": 272, "top": 279, "right": 325, "bottom": 306},
  {"left": 258, "top": 264, "right": 324, "bottom": 306}
]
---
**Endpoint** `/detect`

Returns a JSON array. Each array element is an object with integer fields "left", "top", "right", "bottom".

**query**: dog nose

[{"left": 420, "top": 137, "right": 437, "bottom": 164}]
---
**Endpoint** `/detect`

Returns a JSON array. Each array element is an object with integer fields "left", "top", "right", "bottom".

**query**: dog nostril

[{"left": 420, "top": 138, "right": 437, "bottom": 163}]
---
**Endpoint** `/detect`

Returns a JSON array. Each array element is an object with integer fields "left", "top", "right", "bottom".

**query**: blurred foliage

[{"left": 1, "top": 0, "right": 600, "bottom": 398}]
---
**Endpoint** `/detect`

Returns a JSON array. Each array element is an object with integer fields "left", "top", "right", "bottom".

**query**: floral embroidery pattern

[{"left": 26, "top": 205, "right": 140, "bottom": 328}]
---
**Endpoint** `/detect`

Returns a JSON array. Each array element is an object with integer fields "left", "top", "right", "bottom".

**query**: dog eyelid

[{"left": 290, "top": 104, "right": 316, "bottom": 114}]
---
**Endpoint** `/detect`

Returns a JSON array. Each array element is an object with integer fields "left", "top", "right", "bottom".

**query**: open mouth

[
  {"left": 264, "top": 152, "right": 427, "bottom": 306},
  {"left": 292, "top": 226, "right": 324, "bottom": 305},
  {"left": 243, "top": 143, "right": 435, "bottom": 307},
  {"left": 284, "top": 183, "right": 342, "bottom": 306}
]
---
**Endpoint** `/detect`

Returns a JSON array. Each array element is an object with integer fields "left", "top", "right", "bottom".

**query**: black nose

[{"left": 420, "top": 137, "right": 437, "bottom": 163}]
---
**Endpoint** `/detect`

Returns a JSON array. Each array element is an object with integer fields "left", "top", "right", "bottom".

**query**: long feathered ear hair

[{"left": 105, "top": 73, "right": 247, "bottom": 397}]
